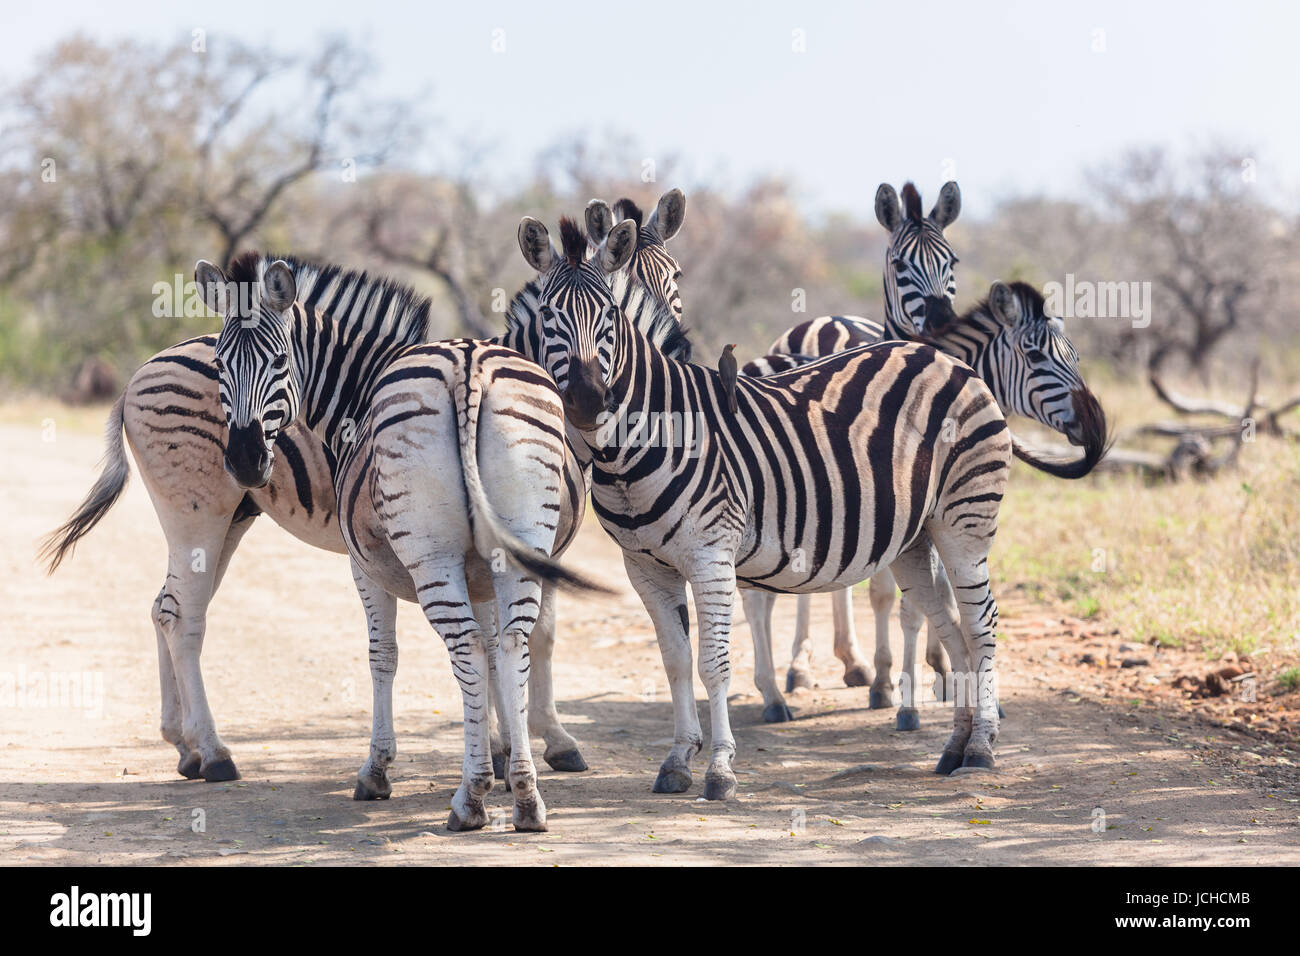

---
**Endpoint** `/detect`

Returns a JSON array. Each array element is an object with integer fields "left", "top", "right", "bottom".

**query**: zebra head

[
  {"left": 584, "top": 189, "right": 686, "bottom": 323},
  {"left": 986, "top": 280, "right": 1107, "bottom": 453},
  {"left": 196, "top": 255, "right": 301, "bottom": 489},
  {"left": 876, "top": 181, "right": 961, "bottom": 335},
  {"left": 517, "top": 215, "right": 637, "bottom": 430}
]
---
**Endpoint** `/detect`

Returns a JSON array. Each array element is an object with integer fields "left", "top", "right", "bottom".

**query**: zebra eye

[
  {"left": 271, "top": 351, "right": 289, "bottom": 370},
  {"left": 213, "top": 357, "right": 225, "bottom": 373},
  {"left": 1025, "top": 348, "right": 1047, "bottom": 363}
]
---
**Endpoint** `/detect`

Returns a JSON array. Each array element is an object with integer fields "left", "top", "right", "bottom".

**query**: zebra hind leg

[
  {"left": 152, "top": 577, "right": 197, "bottom": 778},
  {"left": 830, "top": 585, "right": 873, "bottom": 688},
  {"left": 867, "top": 572, "right": 896, "bottom": 709},
  {"left": 784, "top": 593, "right": 815, "bottom": 692},
  {"left": 415, "top": 564, "right": 495, "bottom": 832},
  {"left": 493, "top": 573, "right": 547, "bottom": 832},
  {"left": 527, "top": 583, "right": 588, "bottom": 772},
  {"left": 895, "top": 592, "right": 925, "bottom": 731},
  {"left": 741, "top": 589, "right": 793, "bottom": 723}
]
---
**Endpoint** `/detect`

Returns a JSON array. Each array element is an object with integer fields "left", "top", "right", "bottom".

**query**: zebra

[
  {"left": 41, "top": 191, "right": 690, "bottom": 787},
  {"left": 194, "top": 249, "right": 635, "bottom": 831},
  {"left": 744, "top": 280, "right": 1109, "bottom": 728},
  {"left": 515, "top": 213, "right": 1040, "bottom": 794},
  {"left": 737, "top": 181, "right": 964, "bottom": 723}
]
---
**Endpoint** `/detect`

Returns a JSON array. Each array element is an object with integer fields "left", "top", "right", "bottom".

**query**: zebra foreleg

[
  {"left": 691, "top": 558, "right": 739, "bottom": 801},
  {"left": 157, "top": 541, "right": 237, "bottom": 782},
  {"left": 153, "top": 509, "right": 254, "bottom": 780},
  {"left": 867, "top": 572, "right": 896, "bottom": 708},
  {"left": 623, "top": 554, "right": 702, "bottom": 795},
  {"left": 784, "top": 594, "right": 815, "bottom": 691},
  {"left": 528, "top": 582, "right": 587, "bottom": 772},
  {"left": 352, "top": 562, "right": 399, "bottom": 801},
  {"left": 930, "top": 534, "right": 1001, "bottom": 770},
  {"left": 831, "top": 585, "right": 872, "bottom": 688},
  {"left": 889, "top": 537, "right": 974, "bottom": 775},
  {"left": 741, "top": 590, "right": 793, "bottom": 722}
]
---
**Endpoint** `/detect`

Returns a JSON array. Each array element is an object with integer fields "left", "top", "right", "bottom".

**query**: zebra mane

[
  {"left": 558, "top": 218, "right": 587, "bottom": 266},
  {"left": 613, "top": 198, "right": 644, "bottom": 229},
  {"left": 226, "top": 252, "right": 432, "bottom": 348},
  {"left": 900, "top": 182, "right": 923, "bottom": 222}
]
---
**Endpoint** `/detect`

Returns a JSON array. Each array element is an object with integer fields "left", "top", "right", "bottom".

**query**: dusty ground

[{"left": 1, "top": 415, "right": 1298, "bottom": 866}]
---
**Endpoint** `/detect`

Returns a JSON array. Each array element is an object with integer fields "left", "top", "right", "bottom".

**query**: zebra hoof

[
  {"left": 177, "top": 753, "right": 203, "bottom": 780},
  {"left": 446, "top": 806, "right": 488, "bottom": 832},
  {"left": 961, "top": 751, "right": 995, "bottom": 771},
  {"left": 997, "top": 702, "right": 1007, "bottom": 719},
  {"left": 653, "top": 766, "right": 692, "bottom": 794},
  {"left": 868, "top": 688, "right": 893, "bottom": 710},
  {"left": 703, "top": 771, "right": 737, "bottom": 801},
  {"left": 512, "top": 800, "right": 548, "bottom": 833},
  {"left": 353, "top": 774, "right": 392, "bottom": 801},
  {"left": 785, "top": 668, "right": 814, "bottom": 693},
  {"left": 934, "top": 751, "right": 964, "bottom": 775},
  {"left": 895, "top": 708, "right": 921, "bottom": 732},
  {"left": 545, "top": 749, "right": 589, "bottom": 773},
  {"left": 843, "top": 664, "right": 871, "bottom": 688},
  {"left": 762, "top": 702, "right": 794, "bottom": 723},
  {"left": 492, "top": 752, "right": 508, "bottom": 781},
  {"left": 200, "top": 758, "right": 240, "bottom": 782}
]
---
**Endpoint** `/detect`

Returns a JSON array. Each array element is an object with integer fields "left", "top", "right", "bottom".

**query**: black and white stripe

[{"left": 517, "top": 213, "right": 1017, "bottom": 793}]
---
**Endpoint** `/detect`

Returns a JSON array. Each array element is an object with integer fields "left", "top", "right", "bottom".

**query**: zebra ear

[
  {"left": 647, "top": 188, "right": 686, "bottom": 241},
  {"left": 585, "top": 199, "right": 613, "bottom": 247},
  {"left": 194, "top": 260, "right": 228, "bottom": 316},
  {"left": 518, "top": 217, "right": 558, "bottom": 273},
  {"left": 875, "top": 183, "right": 901, "bottom": 232},
  {"left": 988, "top": 281, "right": 1021, "bottom": 325},
  {"left": 930, "top": 181, "right": 961, "bottom": 229},
  {"left": 595, "top": 219, "right": 637, "bottom": 274},
  {"left": 262, "top": 260, "right": 297, "bottom": 312}
]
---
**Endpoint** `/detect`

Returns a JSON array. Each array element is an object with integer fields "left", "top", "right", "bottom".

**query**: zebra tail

[
  {"left": 1008, "top": 426, "right": 1111, "bottom": 480},
  {"left": 1009, "top": 385, "right": 1111, "bottom": 479},
  {"left": 456, "top": 367, "right": 613, "bottom": 596},
  {"left": 39, "top": 392, "right": 131, "bottom": 573}
]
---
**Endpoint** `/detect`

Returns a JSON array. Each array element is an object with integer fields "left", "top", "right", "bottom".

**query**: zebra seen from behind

[
  {"left": 197, "top": 250, "right": 614, "bottom": 832},
  {"left": 41, "top": 189, "right": 690, "bottom": 787},
  {"left": 516, "top": 213, "right": 1022, "bottom": 794}
]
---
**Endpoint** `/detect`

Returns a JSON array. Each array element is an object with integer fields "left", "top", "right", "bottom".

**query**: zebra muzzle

[
  {"left": 562, "top": 359, "right": 610, "bottom": 431},
  {"left": 223, "top": 421, "right": 274, "bottom": 489}
]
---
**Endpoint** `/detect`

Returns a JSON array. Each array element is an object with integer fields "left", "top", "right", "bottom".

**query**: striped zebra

[
  {"left": 41, "top": 193, "right": 689, "bottom": 788},
  {"left": 737, "top": 181, "right": 964, "bottom": 723},
  {"left": 194, "top": 250, "right": 631, "bottom": 831},
  {"left": 745, "top": 280, "right": 1109, "bottom": 728},
  {"left": 515, "top": 214, "right": 1033, "bottom": 794}
]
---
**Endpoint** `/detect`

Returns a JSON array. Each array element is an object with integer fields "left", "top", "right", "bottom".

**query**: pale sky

[{"left": 4, "top": 0, "right": 1296, "bottom": 219}]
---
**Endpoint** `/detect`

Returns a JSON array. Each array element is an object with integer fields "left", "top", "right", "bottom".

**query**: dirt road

[{"left": 2, "top": 416, "right": 1297, "bottom": 865}]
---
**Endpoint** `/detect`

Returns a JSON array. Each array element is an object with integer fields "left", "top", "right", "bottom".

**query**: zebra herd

[{"left": 42, "top": 182, "right": 1107, "bottom": 832}]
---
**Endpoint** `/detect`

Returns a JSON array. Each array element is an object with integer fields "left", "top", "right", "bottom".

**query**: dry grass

[{"left": 993, "top": 372, "right": 1300, "bottom": 685}]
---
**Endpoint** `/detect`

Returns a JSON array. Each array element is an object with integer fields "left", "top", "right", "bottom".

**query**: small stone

[{"left": 1121, "top": 658, "right": 1150, "bottom": 668}]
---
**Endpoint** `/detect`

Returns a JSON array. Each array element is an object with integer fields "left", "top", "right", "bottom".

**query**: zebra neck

[
  {"left": 293, "top": 307, "right": 415, "bottom": 459},
  {"left": 929, "top": 308, "right": 1009, "bottom": 405}
]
